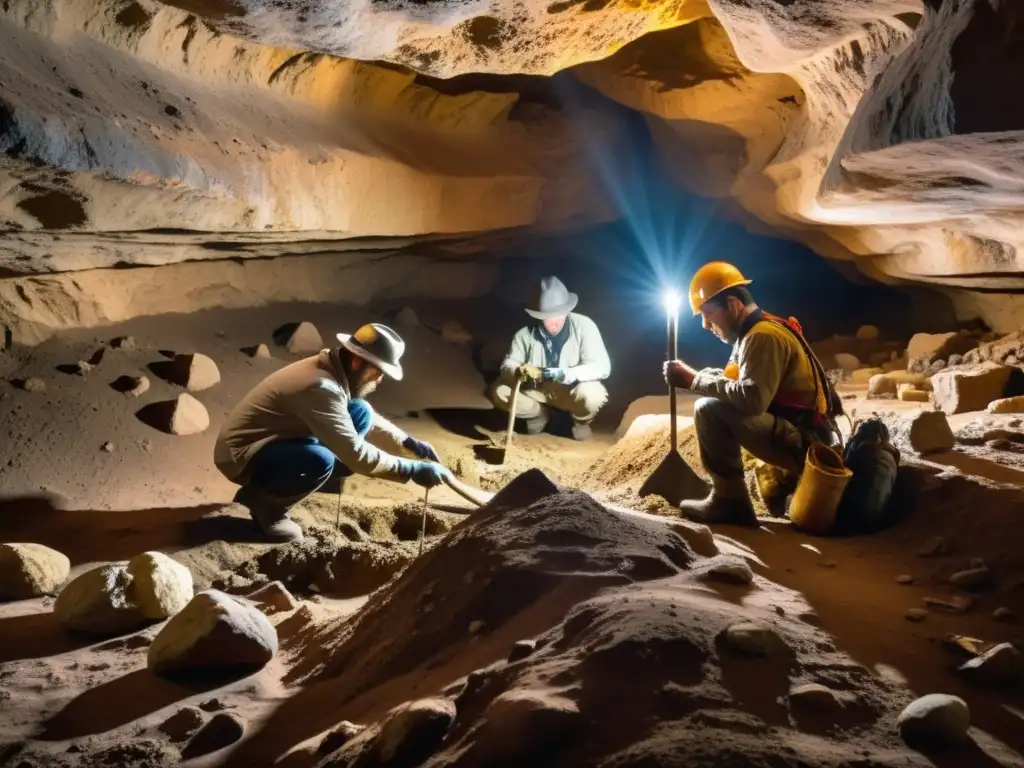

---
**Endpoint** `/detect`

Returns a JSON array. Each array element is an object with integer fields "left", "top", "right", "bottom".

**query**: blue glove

[
  {"left": 403, "top": 436, "right": 440, "bottom": 462},
  {"left": 409, "top": 461, "right": 451, "bottom": 489},
  {"left": 541, "top": 367, "right": 566, "bottom": 383}
]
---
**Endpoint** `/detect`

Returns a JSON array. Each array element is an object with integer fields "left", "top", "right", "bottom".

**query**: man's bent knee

[
  {"left": 572, "top": 381, "right": 608, "bottom": 419},
  {"left": 489, "top": 381, "right": 514, "bottom": 412}
]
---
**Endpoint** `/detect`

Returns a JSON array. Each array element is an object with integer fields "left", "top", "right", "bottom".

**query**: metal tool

[
  {"left": 638, "top": 293, "right": 708, "bottom": 505},
  {"left": 418, "top": 487, "right": 430, "bottom": 556}
]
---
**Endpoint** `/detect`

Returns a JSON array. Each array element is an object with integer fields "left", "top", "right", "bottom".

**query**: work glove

[
  {"left": 403, "top": 436, "right": 440, "bottom": 462},
  {"left": 410, "top": 461, "right": 452, "bottom": 489},
  {"left": 517, "top": 364, "right": 543, "bottom": 383},
  {"left": 541, "top": 368, "right": 566, "bottom": 383},
  {"left": 664, "top": 360, "right": 695, "bottom": 389}
]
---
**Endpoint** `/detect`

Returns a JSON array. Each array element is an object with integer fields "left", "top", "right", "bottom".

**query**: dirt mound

[{"left": 580, "top": 420, "right": 705, "bottom": 493}]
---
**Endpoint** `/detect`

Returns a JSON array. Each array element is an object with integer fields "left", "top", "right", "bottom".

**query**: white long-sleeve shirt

[
  {"left": 214, "top": 350, "right": 412, "bottom": 484},
  {"left": 499, "top": 313, "right": 611, "bottom": 385}
]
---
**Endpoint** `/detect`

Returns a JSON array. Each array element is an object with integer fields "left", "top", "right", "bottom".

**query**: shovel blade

[{"left": 638, "top": 449, "right": 709, "bottom": 506}]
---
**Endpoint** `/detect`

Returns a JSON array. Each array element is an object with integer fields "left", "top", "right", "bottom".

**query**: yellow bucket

[{"left": 788, "top": 443, "right": 852, "bottom": 534}]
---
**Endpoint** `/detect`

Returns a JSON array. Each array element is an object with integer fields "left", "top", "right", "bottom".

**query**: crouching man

[
  {"left": 490, "top": 276, "right": 611, "bottom": 441},
  {"left": 664, "top": 262, "right": 841, "bottom": 526},
  {"left": 215, "top": 323, "right": 451, "bottom": 542}
]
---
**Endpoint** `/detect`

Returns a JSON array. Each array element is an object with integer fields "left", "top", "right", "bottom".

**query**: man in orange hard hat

[{"left": 663, "top": 262, "right": 842, "bottom": 525}]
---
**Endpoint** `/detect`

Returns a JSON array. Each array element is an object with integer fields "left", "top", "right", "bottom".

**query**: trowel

[
  {"left": 638, "top": 294, "right": 709, "bottom": 506},
  {"left": 480, "top": 374, "right": 524, "bottom": 465}
]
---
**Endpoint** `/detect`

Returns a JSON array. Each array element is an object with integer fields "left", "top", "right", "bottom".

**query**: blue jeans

[{"left": 241, "top": 399, "right": 373, "bottom": 500}]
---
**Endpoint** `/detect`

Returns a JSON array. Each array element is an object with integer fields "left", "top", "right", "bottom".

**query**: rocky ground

[{"left": 1, "top": 305, "right": 1024, "bottom": 767}]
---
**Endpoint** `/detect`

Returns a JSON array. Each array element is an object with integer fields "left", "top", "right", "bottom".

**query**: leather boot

[
  {"left": 679, "top": 476, "right": 758, "bottom": 527},
  {"left": 233, "top": 486, "right": 305, "bottom": 542}
]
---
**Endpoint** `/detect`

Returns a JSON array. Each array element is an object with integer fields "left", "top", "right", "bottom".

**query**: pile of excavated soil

[{"left": 215, "top": 469, "right": 1022, "bottom": 768}]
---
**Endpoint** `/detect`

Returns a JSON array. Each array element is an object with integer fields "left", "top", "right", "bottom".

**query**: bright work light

[{"left": 662, "top": 289, "right": 682, "bottom": 316}]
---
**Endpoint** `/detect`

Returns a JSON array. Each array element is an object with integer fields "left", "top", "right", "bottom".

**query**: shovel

[
  {"left": 480, "top": 375, "right": 522, "bottom": 465},
  {"left": 638, "top": 302, "right": 709, "bottom": 506}
]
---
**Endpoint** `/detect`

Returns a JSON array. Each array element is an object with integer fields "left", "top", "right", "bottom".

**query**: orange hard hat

[{"left": 688, "top": 261, "right": 753, "bottom": 316}]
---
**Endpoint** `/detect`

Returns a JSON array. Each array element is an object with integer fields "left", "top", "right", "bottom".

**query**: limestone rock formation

[
  {"left": 0, "top": 543, "right": 71, "bottom": 600},
  {"left": 148, "top": 590, "right": 278, "bottom": 675},
  {"left": 989, "top": 396, "right": 1024, "bottom": 414},
  {"left": 931, "top": 363, "right": 1014, "bottom": 415}
]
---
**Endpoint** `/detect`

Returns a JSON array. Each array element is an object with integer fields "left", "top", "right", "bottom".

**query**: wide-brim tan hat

[
  {"left": 337, "top": 323, "right": 405, "bottom": 381},
  {"left": 525, "top": 275, "right": 578, "bottom": 320}
]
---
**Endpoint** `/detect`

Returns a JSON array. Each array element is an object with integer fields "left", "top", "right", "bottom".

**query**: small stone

[
  {"left": 856, "top": 325, "right": 880, "bottom": 341},
  {"left": 0, "top": 543, "right": 71, "bottom": 600},
  {"left": 923, "top": 595, "right": 973, "bottom": 614},
  {"left": 833, "top": 353, "right": 861, "bottom": 372},
  {"left": 375, "top": 698, "right": 455, "bottom": 765},
  {"left": 101, "top": 441, "right": 114, "bottom": 452},
  {"left": 158, "top": 707, "right": 204, "bottom": 742},
  {"left": 898, "top": 385, "right": 931, "bottom": 403},
  {"left": 112, "top": 374, "right": 150, "bottom": 398},
  {"left": 168, "top": 353, "right": 220, "bottom": 392},
  {"left": 988, "top": 396, "right": 1024, "bottom": 414},
  {"left": 666, "top": 519, "right": 718, "bottom": 557},
  {"left": 246, "top": 580, "right": 298, "bottom": 615},
  {"left": 181, "top": 712, "right": 245, "bottom": 759},
  {"left": 317, "top": 721, "right": 364, "bottom": 754},
  {"left": 896, "top": 574, "right": 914, "bottom": 585},
  {"left": 242, "top": 343, "right": 271, "bottom": 359},
  {"left": 20, "top": 377, "right": 45, "bottom": 392},
  {"left": 706, "top": 558, "right": 754, "bottom": 585},
  {"left": 905, "top": 608, "right": 928, "bottom": 622},
  {"left": 950, "top": 567, "right": 992, "bottom": 591},
  {"left": 139, "top": 393, "right": 210, "bottom": 435},
  {"left": 916, "top": 537, "right": 949, "bottom": 558},
  {"left": 719, "top": 622, "right": 792, "bottom": 657},
  {"left": 275, "top": 322, "right": 323, "bottom": 355},
  {"left": 789, "top": 683, "right": 844, "bottom": 711},
  {"left": 71, "top": 360, "right": 93, "bottom": 376},
  {"left": 199, "top": 699, "right": 225, "bottom": 713},
  {"left": 958, "top": 643, "right": 1023, "bottom": 688},
  {"left": 148, "top": 590, "right": 277, "bottom": 675},
  {"left": 395, "top": 307, "right": 420, "bottom": 327},
  {"left": 440, "top": 319, "right": 472, "bottom": 345},
  {"left": 469, "top": 620, "right": 486, "bottom": 634},
  {"left": 897, "top": 694, "right": 970, "bottom": 748},
  {"left": 905, "top": 411, "right": 955, "bottom": 454},
  {"left": 992, "top": 607, "right": 1016, "bottom": 622},
  {"left": 508, "top": 639, "right": 537, "bottom": 663},
  {"left": 109, "top": 336, "right": 136, "bottom": 350}
]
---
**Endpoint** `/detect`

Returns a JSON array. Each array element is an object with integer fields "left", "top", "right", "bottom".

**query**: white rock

[
  {"left": 54, "top": 563, "right": 145, "bottom": 634},
  {"left": 128, "top": 552, "right": 193, "bottom": 620},
  {"left": 988, "top": 396, "right": 1024, "bottom": 414},
  {"left": 905, "top": 411, "right": 955, "bottom": 454},
  {"left": 243, "top": 343, "right": 271, "bottom": 359},
  {"left": 931, "top": 363, "right": 1014, "bottom": 415},
  {"left": 855, "top": 325, "right": 879, "bottom": 341},
  {"left": 706, "top": 558, "right": 753, "bottom": 585},
  {"left": 21, "top": 377, "right": 46, "bottom": 392},
  {"left": 897, "top": 694, "right": 970, "bottom": 748},
  {"left": 170, "top": 353, "right": 220, "bottom": 391},
  {"left": 278, "top": 322, "right": 324, "bottom": 355},
  {"left": 440, "top": 319, "right": 472, "bottom": 345},
  {"left": 719, "top": 622, "right": 791, "bottom": 657},
  {"left": 148, "top": 590, "right": 278, "bottom": 674},
  {"left": 833, "top": 353, "right": 861, "bottom": 372},
  {"left": 168, "top": 394, "right": 209, "bottom": 435},
  {"left": 666, "top": 518, "right": 718, "bottom": 557},
  {"left": 0, "top": 543, "right": 71, "bottom": 600}
]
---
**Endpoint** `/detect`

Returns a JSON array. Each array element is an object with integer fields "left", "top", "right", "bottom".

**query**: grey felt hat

[{"left": 525, "top": 276, "right": 578, "bottom": 320}]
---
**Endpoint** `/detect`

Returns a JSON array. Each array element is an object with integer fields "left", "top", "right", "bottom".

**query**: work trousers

[
  {"left": 237, "top": 398, "right": 373, "bottom": 503},
  {"left": 694, "top": 397, "right": 806, "bottom": 489},
  {"left": 489, "top": 378, "right": 608, "bottom": 424}
]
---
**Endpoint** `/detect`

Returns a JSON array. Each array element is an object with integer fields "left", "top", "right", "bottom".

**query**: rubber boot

[
  {"left": 571, "top": 422, "right": 593, "bottom": 441},
  {"left": 524, "top": 407, "right": 549, "bottom": 436},
  {"left": 678, "top": 475, "right": 758, "bottom": 527},
  {"left": 233, "top": 486, "right": 305, "bottom": 542}
]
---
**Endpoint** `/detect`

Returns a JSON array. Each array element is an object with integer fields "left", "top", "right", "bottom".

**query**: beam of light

[
  {"left": 550, "top": 74, "right": 721, "bottom": 319},
  {"left": 661, "top": 289, "right": 682, "bottom": 316}
]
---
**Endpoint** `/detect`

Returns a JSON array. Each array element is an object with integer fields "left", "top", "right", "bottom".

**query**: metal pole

[
  {"left": 418, "top": 487, "right": 430, "bottom": 557},
  {"left": 668, "top": 309, "right": 678, "bottom": 450}
]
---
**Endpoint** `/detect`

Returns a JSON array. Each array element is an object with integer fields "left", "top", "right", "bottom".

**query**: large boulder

[
  {"left": 168, "top": 353, "right": 221, "bottom": 392},
  {"left": 902, "top": 411, "right": 955, "bottom": 454},
  {"left": 897, "top": 694, "right": 970, "bottom": 748},
  {"left": 907, "top": 332, "right": 962, "bottom": 363},
  {"left": 54, "top": 552, "right": 193, "bottom": 634},
  {"left": 148, "top": 590, "right": 278, "bottom": 675},
  {"left": 988, "top": 396, "right": 1024, "bottom": 414},
  {"left": 0, "top": 543, "right": 71, "bottom": 600},
  {"left": 931, "top": 363, "right": 1014, "bottom": 415},
  {"left": 867, "top": 371, "right": 930, "bottom": 399}
]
